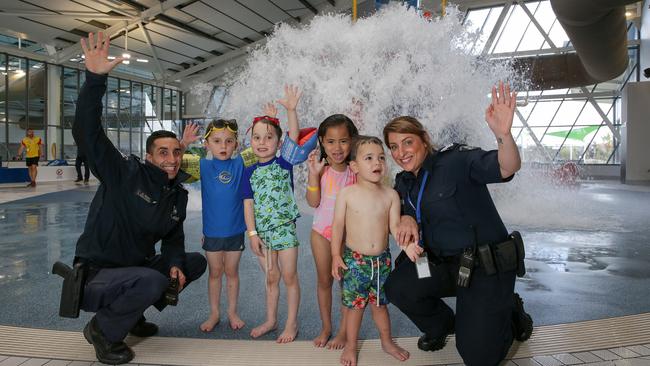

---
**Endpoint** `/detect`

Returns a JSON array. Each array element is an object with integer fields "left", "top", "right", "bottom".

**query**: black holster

[
  {"left": 52, "top": 261, "right": 86, "bottom": 318},
  {"left": 476, "top": 231, "right": 526, "bottom": 277}
]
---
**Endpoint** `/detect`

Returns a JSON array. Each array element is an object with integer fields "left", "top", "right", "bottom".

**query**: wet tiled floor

[{"left": 1, "top": 180, "right": 649, "bottom": 341}]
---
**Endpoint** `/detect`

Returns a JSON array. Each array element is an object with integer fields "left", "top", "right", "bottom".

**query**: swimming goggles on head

[{"left": 204, "top": 119, "right": 238, "bottom": 138}]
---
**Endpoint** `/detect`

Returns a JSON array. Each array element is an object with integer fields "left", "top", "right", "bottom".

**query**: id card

[{"left": 415, "top": 253, "right": 431, "bottom": 279}]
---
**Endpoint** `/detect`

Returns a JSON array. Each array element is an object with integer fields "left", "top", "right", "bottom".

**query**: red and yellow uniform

[{"left": 21, "top": 136, "right": 42, "bottom": 158}]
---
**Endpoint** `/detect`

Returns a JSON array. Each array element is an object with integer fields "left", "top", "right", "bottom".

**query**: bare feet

[
  {"left": 313, "top": 329, "right": 331, "bottom": 348},
  {"left": 250, "top": 320, "right": 277, "bottom": 338},
  {"left": 381, "top": 338, "right": 410, "bottom": 362},
  {"left": 340, "top": 343, "right": 357, "bottom": 366},
  {"left": 327, "top": 331, "right": 347, "bottom": 350},
  {"left": 277, "top": 322, "right": 298, "bottom": 343},
  {"left": 228, "top": 313, "right": 245, "bottom": 330},
  {"left": 199, "top": 314, "right": 220, "bottom": 332}
]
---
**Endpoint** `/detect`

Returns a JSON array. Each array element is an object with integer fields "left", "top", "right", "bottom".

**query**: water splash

[
  {"left": 187, "top": 4, "right": 623, "bottom": 233},
  {"left": 222, "top": 4, "right": 516, "bottom": 148}
]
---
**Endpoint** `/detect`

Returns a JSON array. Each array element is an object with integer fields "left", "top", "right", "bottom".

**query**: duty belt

[{"left": 474, "top": 231, "right": 526, "bottom": 277}]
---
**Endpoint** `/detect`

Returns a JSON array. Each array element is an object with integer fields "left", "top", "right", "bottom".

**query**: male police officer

[{"left": 72, "top": 32, "right": 206, "bottom": 365}]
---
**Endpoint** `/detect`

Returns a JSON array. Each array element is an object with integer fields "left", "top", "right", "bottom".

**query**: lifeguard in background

[{"left": 17, "top": 128, "right": 43, "bottom": 187}]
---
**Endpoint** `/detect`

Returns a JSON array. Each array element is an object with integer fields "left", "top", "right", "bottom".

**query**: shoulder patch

[
  {"left": 458, "top": 144, "right": 479, "bottom": 151},
  {"left": 439, "top": 144, "right": 456, "bottom": 152}
]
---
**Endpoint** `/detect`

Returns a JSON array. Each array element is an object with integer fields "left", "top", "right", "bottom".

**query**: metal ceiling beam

[
  {"left": 480, "top": 1, "right": 511, "bottom": 55},
  {"left": 117, "top": 0, "right": 241, "bottom": 48},
  {"left": 53, "top": 0, "right": 190, "bottom": 64},
  {"left": 137, "top": 21, "right": 165, "bottom": 82},
  {"left": 0, "top": 10, "right": 129, "bottom": 20},
  {"left": 0, "top": 43, "right": 177, "bottom": 88},
  {"left": 297, "top": 0, "right": 319, "bottom": 14},
  {"left": 171, "top": 37, "right": 267, "bottom": 81},
  {"left": 172, "top": 0, "right": 359, "bottom": 83}
]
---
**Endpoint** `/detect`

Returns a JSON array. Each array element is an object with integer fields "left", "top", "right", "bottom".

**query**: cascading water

[{"left": 188, "top": 4, "right": 622, "bottom": 232}]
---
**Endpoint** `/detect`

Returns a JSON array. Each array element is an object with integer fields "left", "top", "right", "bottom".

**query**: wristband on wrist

[
  {"left": 247, "top": 230, "right": 258, "bottom": 237},
  {"left": 307, "top": 185, "right": 319, "bottom": 192}
]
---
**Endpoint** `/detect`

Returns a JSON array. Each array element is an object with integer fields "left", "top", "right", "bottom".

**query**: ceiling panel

[
  {"left": 144, "top": 22, "right": 226, "bottom": 52},
  {"left": 139, "top": 26, "right": 209, "bottom": 57},
  {"left": 271, "top": 0, "right": 313, "bottom": 12},
  {"left": 0, "top": 17, "right": 70, "bottom": 43},
  {"left": 200, "top": 0, "right": 274, "bottom": 32},
  {"left": 183, "top": 1, "right": 258, "bottom": 39},
  {"left": 236, "top": 0, "right": 293, "bottom": 24},
  {"left": 111, "top": 35, "right": 190, "bottom": 65},
  {"left": 24, "top": 0, "right": 93, "bottom": 13},
  {"left": 72, "top": 0, "right": 127, "bottom": 14}
]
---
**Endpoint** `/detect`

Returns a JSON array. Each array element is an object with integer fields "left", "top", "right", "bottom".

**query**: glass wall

[
  {"left": 0, "top": 52, "right": 182, "bottom": 163},
  {"left": 465, "top": 0, "right": 638, "bottom": 165}
]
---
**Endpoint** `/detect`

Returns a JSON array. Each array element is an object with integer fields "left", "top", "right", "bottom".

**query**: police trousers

[
  {"left": 385, "top": 253, "right": 516, "bottom": 366},
  {"left": 80, "top": 252, "right": 207, "bottom": 342}
]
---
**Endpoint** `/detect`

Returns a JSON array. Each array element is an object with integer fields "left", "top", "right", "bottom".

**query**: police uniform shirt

[{"left": 394, "top": 144, "right": 513, "bottom": 256}]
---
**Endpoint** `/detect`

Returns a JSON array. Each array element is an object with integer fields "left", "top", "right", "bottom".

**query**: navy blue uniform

[
  {"left": 385, "top": 145, "right": 516, "bottom": 366},
  {"left": 73, "top": 71, "right": 206, "bottom": 342}
]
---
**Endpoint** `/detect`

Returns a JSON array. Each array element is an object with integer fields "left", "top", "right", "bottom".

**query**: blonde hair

[{"left": 382, "top": 116, "right": 434, "bottom": 153}]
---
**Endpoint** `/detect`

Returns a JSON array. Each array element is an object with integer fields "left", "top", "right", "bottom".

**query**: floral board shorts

[
  {"left": 342, "top": 247, "right": 391, "bottom": 309},
  {"left": 259, "top": 221, "right": 299, "bottom": 251}
]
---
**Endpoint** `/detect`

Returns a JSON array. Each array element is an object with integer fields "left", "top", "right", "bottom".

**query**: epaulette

[
  {"left": 439, "top": 143, "right": 457, "bottom": 152},
  {"left": 439, "top": 143, "right": 479, "bottom": 153},
  {"left": 458, "top": 144, "right": 479, "bottom": 152}
]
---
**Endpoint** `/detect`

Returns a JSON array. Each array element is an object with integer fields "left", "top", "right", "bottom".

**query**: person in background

[{"left": 17, "top": 128, "right": 43, "bottom": 187}]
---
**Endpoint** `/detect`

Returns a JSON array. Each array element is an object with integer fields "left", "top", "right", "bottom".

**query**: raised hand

[
  {"left": 262, "top": 102, "right": 278, "bottom": 118},
  {"left": 485, "top": 81, "right": 517, "bottom": 139},
  {"left": 307, "top": 149, "right": 326, "bottom": 176},
  {"left": 277, "top": 84, "right": 302, "bottom": 111},
  {"left": 80, "top": 32, "right": 123, "bottom": 75},
  {"left": 181, "top": 122, "right": 201, "bottom": 149}
]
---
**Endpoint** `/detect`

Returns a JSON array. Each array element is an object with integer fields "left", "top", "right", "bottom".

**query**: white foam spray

[{"left": 187, "top": 4, "right": 623, "bottom": 232}]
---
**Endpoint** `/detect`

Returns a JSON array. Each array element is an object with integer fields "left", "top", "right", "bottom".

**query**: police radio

[{"left": 457, "top": 247, "right": 475, "bottom": 288}]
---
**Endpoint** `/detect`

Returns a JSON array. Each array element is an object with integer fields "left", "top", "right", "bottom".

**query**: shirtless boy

[{"left": 331, "top": 135, "right": 410, "bottom": 366}]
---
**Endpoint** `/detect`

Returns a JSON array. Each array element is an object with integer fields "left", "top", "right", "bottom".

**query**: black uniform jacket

[
  {"left": 394, "top": 144, "right": 513, "bottom": 256},
  {"left": 73, "top": 71, "right": 190, "bottom": 270}
]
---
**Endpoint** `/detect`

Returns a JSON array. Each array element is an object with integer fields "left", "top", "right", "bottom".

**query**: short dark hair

[
  {"left": 146, "top": 130, "right": 178, "bottom": 154},
  {"left": 350, "top": 135, "right": 383, "bottom": 161}
]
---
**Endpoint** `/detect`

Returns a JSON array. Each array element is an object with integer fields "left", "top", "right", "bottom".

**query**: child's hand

[
  {"left": 277, "top": 84, "right": 302, "bottom": 112},
  {"left": 250, "top": 235, "right": 265, "bottom": 258},
  {"left": 404, "top": 243, "right": 424, "bottom": 263},
  {"left": 307, "top": 150, "right": 326, "bottom": 176},
  {"left": 262, "top": 102, "right": 278, "bottom": 118},
  {"left": 331, "top": 255, "right": 348, "bottom": 281},
  {"left": 181, "top": 122, "right": 201, "bottom": 149}
]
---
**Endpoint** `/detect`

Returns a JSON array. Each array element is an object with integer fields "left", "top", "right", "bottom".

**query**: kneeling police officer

[
  {"left": 60, "top": 32, "right": 207, "bottom": 365},
  {"left": 383, "top": 82, "right": 533, "bottom": 366}
]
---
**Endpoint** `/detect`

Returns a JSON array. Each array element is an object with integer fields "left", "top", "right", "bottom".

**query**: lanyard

[{"left": 407, "top": 170, "right": 429, "bottom": 247}]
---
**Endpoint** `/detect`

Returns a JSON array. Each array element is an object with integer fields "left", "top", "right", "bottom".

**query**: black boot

[
  {"left": 512, "top": 293, "right": 533, "bottom": 342},
  {"left": 417, "top": 318, "right": 455, "bottom": 352},
  {"left": 129, "top": 316, "right": 159, "bottom": 337},
  {"left": 83, "top": 316, "right": 134, "bottom": 365}
]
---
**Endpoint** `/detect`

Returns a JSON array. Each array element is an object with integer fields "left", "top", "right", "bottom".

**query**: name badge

[{"left": 416, "top": 253, "right": 431, "bottom": 279}]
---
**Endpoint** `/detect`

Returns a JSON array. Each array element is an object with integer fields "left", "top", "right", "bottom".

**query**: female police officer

[{"left": 383, "top": 82, "right": 532, "bottom": 366}]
